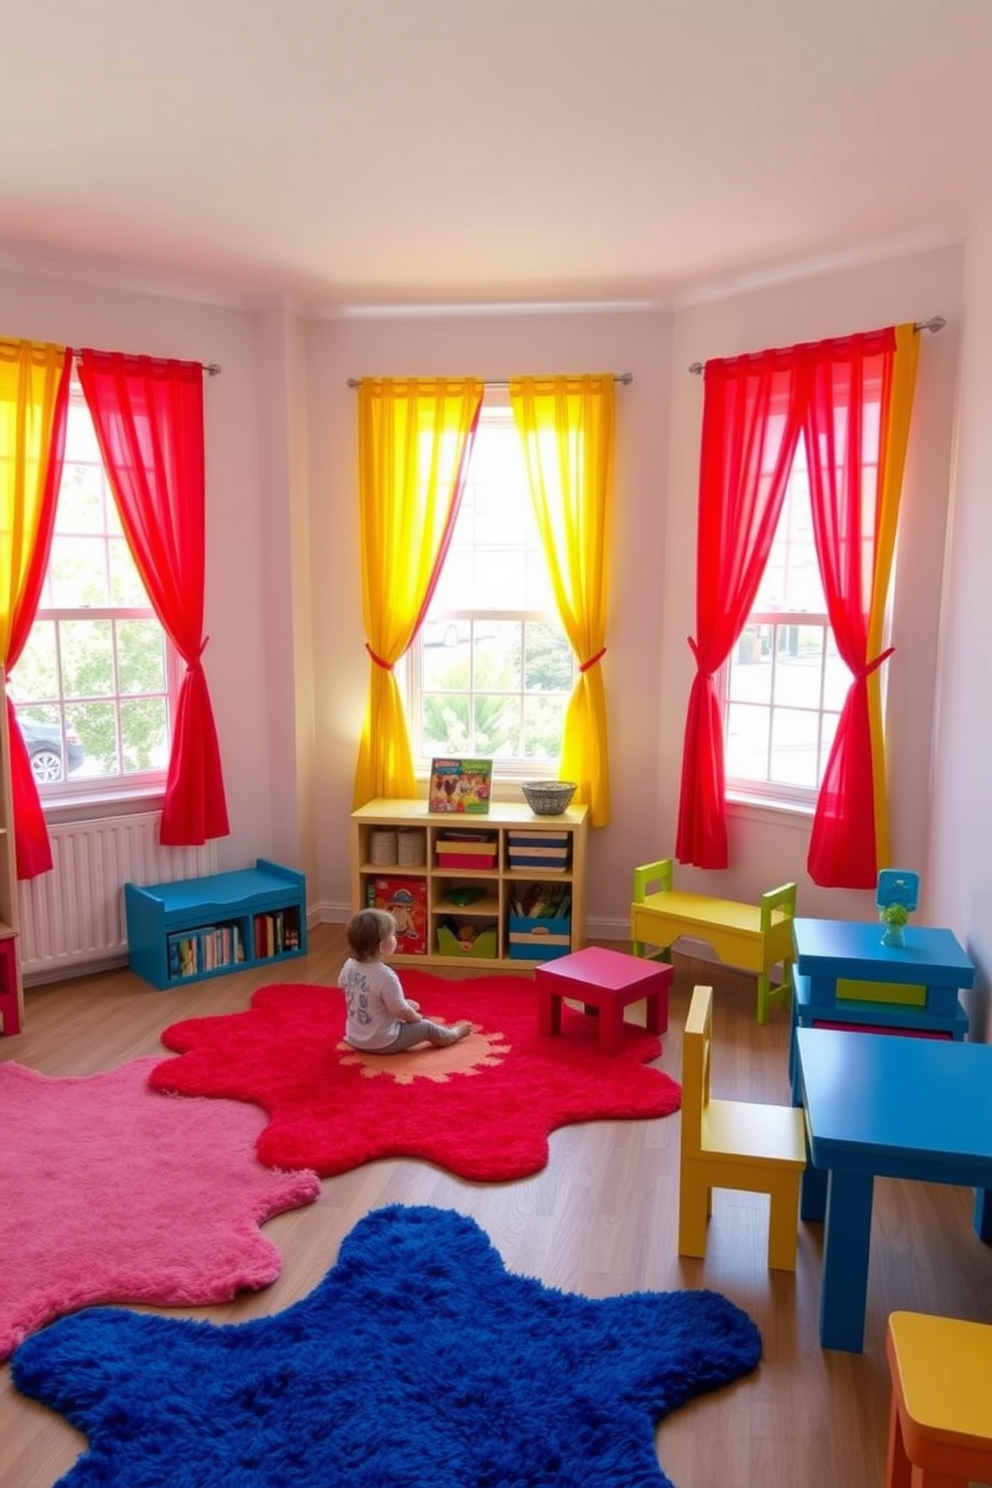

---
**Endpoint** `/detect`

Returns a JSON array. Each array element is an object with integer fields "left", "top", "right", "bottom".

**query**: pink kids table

[{"left": 535, "top": 945, "right": 671, "bottom": 1054}]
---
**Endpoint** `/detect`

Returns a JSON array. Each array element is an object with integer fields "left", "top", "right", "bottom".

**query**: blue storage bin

[{"left": 507, "top": 913, "right": 572, "bottom": 961}]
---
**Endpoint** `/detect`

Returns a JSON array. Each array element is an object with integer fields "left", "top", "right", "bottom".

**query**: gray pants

[{"left": 378, "top": 1019, "right": 462, "bottom": 1052}]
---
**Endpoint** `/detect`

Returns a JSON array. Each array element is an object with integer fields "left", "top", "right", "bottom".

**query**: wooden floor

[{"left": 3, "top": 925, "right": 992, "bottom": 1488}]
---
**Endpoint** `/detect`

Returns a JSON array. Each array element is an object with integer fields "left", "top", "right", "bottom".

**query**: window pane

[
  {"left": 523, "top": 692, "right": 569, "bottom": 760},
  {"left": 729, "top": 626, "right": 773, "bottom": 703},
  {"left": 772, "top": 626, "right": 824, "bottom": 710},
  {"left": 13, "top": 704, "right": 87, "bottom": 785},
  {"left": 12, "top": 622, "right": 59, "bottom": 699},
  {"left": 769, "top": 708, "right": 821, "bottom": 788},
  {"left": 70, "top": 700, "right": 119, "bottom": 777},
  {"left": 726, "top": 701, "right": 771, "bottom": 780},
  {"left": 58, "top": 466, "right": 106, "bottom": 532},
  {"left": 49, "top": 535, "right": 110, "bottom": 607},
  {"left": 60, "top": 619, "right": 115, "bottom": 697},
  {"left": 64, "top": 400, "right": 103, "bottom": 463},
  {"left": 120, "top": 696, "right": 169, "bottom": 772},
  {"left": 117, "top": 620, "right": 167, "bottom": 694},
  {"left": 524, "top": 624, "right": 572, "bottom": 692},
  {"left": 422, "top": 693, "right": 470, "bottom": 755},
  {"left": 473, "top": 693, "right": 521, "bottom": 757}
]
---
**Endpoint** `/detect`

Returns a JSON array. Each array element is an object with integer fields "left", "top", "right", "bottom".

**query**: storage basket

[
  {"left": 397, "top": 828, "right": 426, "bottom": 867},
  {"left": 521, "top": 780, "right": 577, "bottom": 816},
  {"left": 369, "top": 828, "right": 398, "bottom": 866}
]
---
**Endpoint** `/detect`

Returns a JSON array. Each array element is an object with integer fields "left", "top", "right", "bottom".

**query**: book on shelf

[
  {"left": 167, "top": 922, "right": 244, "bottom": 980},
  {"left": 428, "top": 757, "right": 493, "bottom": 814},
  {"left": 250, "top": 908, "right": 301, "bottom": 960}
]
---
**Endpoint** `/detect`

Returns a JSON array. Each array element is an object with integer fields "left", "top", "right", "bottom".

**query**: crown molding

[
  {"left": 0, "top": 241, "right": 259, "bottom": 310},
  {"left": 673, "top": 230, "right": 961, "bottom": 309},
  {"left": 331, "top": 297, "right": 667, "bottom": 322}
]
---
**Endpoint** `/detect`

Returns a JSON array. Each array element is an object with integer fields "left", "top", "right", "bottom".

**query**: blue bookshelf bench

[{"left": 124, "top": 858, "right": 307, "bottom": 990}]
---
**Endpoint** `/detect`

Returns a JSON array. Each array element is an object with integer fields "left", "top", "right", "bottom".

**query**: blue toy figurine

[{"left": 876, "top": 869, "right": 920, "bottom": 948}]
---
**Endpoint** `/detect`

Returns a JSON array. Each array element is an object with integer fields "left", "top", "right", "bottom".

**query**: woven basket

[
  {"left": 521, "top": 780, "right": 577, "bottom": 816},
  {"left": 369, "top": 828, "right": 398, "bottom": 866},
  {"left": 397, "top": 828, "right": 426, "bottom": 867}
]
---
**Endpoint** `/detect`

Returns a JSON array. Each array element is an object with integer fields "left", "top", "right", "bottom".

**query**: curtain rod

[
  {"left": 686, "top": 316, "right": 946, "bottom": 375},
  {"left": 345, "top": 372, "right": 633, "bottom": 389},
  {"left": 72, "top": 349, "right": 222, "bottom": 377}
]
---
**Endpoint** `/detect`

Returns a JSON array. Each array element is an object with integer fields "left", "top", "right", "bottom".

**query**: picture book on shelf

[
  {"left": 428, "top": 757, "right": 493, "bottom": 814},
  {"left": 367, "top": 877, "right": 428, "bottom": 955}
]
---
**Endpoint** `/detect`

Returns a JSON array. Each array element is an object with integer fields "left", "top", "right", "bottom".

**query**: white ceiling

[{"left": 2, "top": 0, "right": 991, "bottom": 313}]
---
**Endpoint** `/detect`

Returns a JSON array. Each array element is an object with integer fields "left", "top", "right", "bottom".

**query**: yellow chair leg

[
  {"left": 678, "top": 1173, "right": 710, "bottom": 1258},
  {"left": 767, "top": 1175, "right": 801, "bottom": 1271}
]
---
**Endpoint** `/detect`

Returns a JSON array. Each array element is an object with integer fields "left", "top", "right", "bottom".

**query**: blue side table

[{"left": 792, "top": 918, "right": 974, "bottom": 1017}]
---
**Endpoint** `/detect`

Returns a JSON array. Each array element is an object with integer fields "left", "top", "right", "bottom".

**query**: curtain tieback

[
  {"left": 579, "top": 647, "right": 606, "bottom": 674},
  {"left": 686, "top": 636, "right": 714, "bottom": 680},
  {"left": 365, "top": 642, "right": 394, "bottom": 672},
  {"left": 855, "top": 646, "right": 895, "bottom": 683}
]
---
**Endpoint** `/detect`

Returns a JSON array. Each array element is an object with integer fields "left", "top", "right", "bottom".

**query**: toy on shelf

[{"left": 876, "top": 869, "right": 920, "bottom": 949}]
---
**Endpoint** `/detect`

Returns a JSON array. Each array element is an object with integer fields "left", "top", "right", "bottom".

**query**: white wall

[{"left": 928, "top": 214, "right": 992, "bottom": 1041}]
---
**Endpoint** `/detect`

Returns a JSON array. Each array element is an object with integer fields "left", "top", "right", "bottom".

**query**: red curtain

[
  {"left": 5, "top": 356, "right": 72, "bottom": 879},
  {"left": 801, "top": 330, "right": 895, "bottom": 887},
  {"left": 675, "top": 352, "right": 805, "bottom": 867},
  {"left": 78, "top": 351, "right": 229, "bottom": 846}
]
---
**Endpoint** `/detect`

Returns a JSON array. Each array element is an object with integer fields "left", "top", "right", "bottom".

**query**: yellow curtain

[
  {"left": 508, "top": 375, "right": 615, "bottom": 826},
  {"left": 352, "top": 377, "right": 484, "bottom": 808},
  {"left": 866, "top": 322, "right": 920, "bottom": 867},
  {"left": 0, "top": 338, "right": 68, "bottom": 654}
]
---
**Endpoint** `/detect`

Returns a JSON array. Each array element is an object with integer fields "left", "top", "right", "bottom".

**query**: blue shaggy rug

[{"left": 12, "top": 1205, "right": 762, "bottom": 1488}]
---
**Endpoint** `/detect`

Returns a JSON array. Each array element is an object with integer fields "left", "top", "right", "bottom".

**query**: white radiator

[{"left": 19, "top": 813, "right": 217, "bottom": 985}]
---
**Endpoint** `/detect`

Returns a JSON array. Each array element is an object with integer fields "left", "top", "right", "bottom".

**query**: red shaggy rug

[{"left": 150, "top": 971, "right": 682, "bottom": 1182}]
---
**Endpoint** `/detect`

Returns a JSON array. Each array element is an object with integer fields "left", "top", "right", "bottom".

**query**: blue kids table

[{"left": 795, "top": 1026, "right": 992, "bottom": 1353}]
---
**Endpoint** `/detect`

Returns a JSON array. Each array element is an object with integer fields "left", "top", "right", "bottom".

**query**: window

[
  {"left": 9, "top": 383, "right": 176, "bottom": 796},
  {"left": 723, "top": 425, "right": 880, "bottom": 805},
  {"left": 407, "top": 402, "right": 574, "bottom": 774}
]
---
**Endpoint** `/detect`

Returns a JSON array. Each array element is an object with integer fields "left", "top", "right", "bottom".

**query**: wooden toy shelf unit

[
  {"left": 350, "top": 799, "right": 589, "bottom": 969},
  {"left": 125, "top": 859, "right": 307, "bottom": 989}
]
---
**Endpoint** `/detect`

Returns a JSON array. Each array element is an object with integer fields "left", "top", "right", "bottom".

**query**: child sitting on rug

[{"left": 339, "top": 908, "right": 472, "bottom": 1053}]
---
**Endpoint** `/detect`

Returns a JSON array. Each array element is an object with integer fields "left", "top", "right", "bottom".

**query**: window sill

[
  {"left": 726, "top": 792, "right": 814, "bottom": 829},
  {"left": 41, "top": 785, "right": 166, "bottom": 827}
]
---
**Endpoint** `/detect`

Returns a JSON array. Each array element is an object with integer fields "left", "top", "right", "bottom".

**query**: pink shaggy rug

[
  {"left": 150, "top": 972, "right": 682, "bottom": 1182},
  {"left": 0, "top": 1056, "right": 321, "bottom": 1359}
]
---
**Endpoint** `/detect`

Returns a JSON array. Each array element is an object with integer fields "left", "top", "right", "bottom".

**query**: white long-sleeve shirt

[{"left": 338, "top": 957, "right": 418, "bottom": 1050}]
